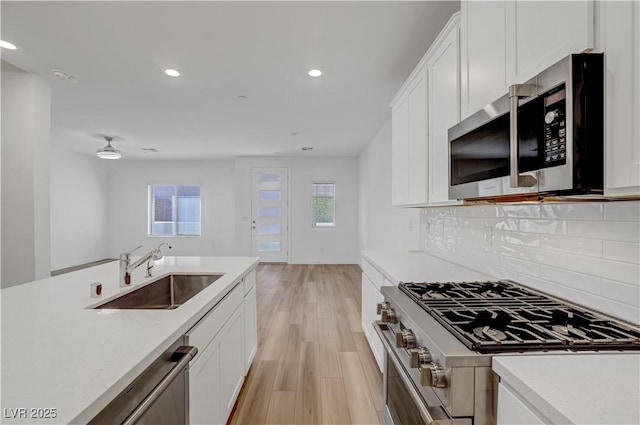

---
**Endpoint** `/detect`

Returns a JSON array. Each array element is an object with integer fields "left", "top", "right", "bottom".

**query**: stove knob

[
  {"left": 420, "top": 363, "right": 446, "bottom": 388},
  {"left": 409, "top": 346, "right": 432, "bottom": 368},
  {"left": 381, "top": 308, "right": 397, "bottom": 324},
  {"left": 395, "top": 329, "right": 416, "bottom": 349},
  {"left": 376, "top": 302, "right": 390, "bottom": 315}
]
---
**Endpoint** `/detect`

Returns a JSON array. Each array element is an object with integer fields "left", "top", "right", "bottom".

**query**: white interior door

[{"left": 251, "top": 167, "right": 289, "bottom": 262}]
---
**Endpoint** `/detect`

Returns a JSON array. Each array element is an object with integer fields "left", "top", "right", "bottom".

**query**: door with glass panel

[{"left": 251, "top": 168, "right": 288, "bottom": 262}]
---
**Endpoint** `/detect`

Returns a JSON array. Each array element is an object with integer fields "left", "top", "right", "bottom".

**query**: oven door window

[{"left": 387, "top": 354, "right": 428, "bottom": 425}]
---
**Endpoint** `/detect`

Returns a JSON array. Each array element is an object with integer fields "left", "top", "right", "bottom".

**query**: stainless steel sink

[{"left": 94, "top": 274, "right": 224, "bottom": 310}]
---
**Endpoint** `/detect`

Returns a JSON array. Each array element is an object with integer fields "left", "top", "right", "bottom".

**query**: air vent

[
  {"left": 301, "top": 147, "right": 313, "bottom": 151},
  {"left": 141, "top": 148, "right": 159, "bottom": 153}
]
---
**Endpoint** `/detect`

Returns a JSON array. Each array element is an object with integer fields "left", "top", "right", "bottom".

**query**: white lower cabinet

[
  {"left": 189, "top": 334, "right": 222, "bottom": 425},
  {"left": 219, "top": 306, "right": 245, "bottom": 418},
  {"left": 244, "top": 285, "right": 258, "bottom": 373},
  {"left": 361, "top": 267, "right": 385, "bottom": 372},
  {"left": 497, "top": 382, "right": 546, "bottom": 425},
  {"left": 188, "top": 269, "right": 257, "bottom": 425}
]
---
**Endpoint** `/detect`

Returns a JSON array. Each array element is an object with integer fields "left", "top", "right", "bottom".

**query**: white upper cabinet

[
  {"left": 598, "top": 1, "right": 640, "bottom": 196},
  {"left": 391, "top": 97, "right": 410, "bottom": 205},
  {"left": 428, "top": 14, "right": 463, "bottom": 205},
  {"left": 506, "top": 0, "right": 595, "bottom": 86},
  {"left": 461, "top": 1, "right": 595, "bottom": 112},
  {"left": 391, "top": 67, "right": 429, "bottom": 206},
  {"left": 460, "top": 1, "right": 507, "bottom": 119},
  {"left": 505, "top": 1, "right": 595, "bottom": 85}
]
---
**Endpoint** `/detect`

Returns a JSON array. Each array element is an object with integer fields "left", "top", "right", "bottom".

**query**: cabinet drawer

[
  {"left": 187, "top": 282, "right": 243, "bottom": 362},
  {"left": 362, "top": 260, "right": 384, "bottom": 291},
  {"left": 243, "top": 268, "right": 256, "bottom": 295}
]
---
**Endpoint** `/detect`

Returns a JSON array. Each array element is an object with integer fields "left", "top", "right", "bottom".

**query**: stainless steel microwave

[{"left": 448, "top": 53, "right": 604, "bottom": 201}]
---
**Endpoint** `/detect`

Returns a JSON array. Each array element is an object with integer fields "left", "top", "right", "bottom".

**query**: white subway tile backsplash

[
  {"left": 519, "top": 219, "right": 568, "bottom": 235},
  {"left": 564, "top": 254, "right": 640, "bottom": 285},
  {"left": 541, "top": 203, "right": 604, "bottom": 220},
  {"left": 502, "top": 256, "right": 540, "bottom": 277},
  {"left": 603, "top": 241, "right": 640, "bottom": 265},
  {"left": 453, "top": 205, "right": 500, "bottom": 217},
  {"left": 569, "top": 220, "right": 640, "bottom": 242},
  {"left": 496, "top": 244, "right": 569, "bottom": 268},
  {"left": 498, "top": 204, "right": 541, "bottom": 218},
  {"left": 604, "top": 201, "right": 640, "bottom": 222},
  {"left": 494, "top": 231, "right": 541, "bottom": 248},
  {"left": 601, "top": 279, "right": 640, "bottom": 308},
  {"left": 420, "top": 201, "right": 640, "bottom": 322},
  {"left": 540, "top": 234, "right": 603, "bottom": 258},
  {"left": 538, "top": 265, "right": 602, "bottom": 295},
  {"left": 491, "top": 218, "right": 519, "bottom": 231}
]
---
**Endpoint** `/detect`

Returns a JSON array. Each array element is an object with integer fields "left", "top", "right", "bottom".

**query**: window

[
  {"left": 312, "top": 183, "right": 335, "bottom": 227},
  {"left": 149, "top": 185, "right": 201, "bottom": 236}
]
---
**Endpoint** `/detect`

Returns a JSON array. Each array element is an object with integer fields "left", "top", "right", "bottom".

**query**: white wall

[
  {"left": 420, "top": 202, "right": 640, "bottom": 324},
  {"left": 50, "top": 147, "right": 110, "bottom": 270},
  {"left": 235, "top": 156, "right": 359, "bottom": 263},
  {"left": 1, "top": 68, "right": 51, "bottom": 288},
  {"left": 108, "top": 160, "right": 236, "bottom": 258},
  {"left": 357, "top": 119, "right": 420, "bottom": 255}
]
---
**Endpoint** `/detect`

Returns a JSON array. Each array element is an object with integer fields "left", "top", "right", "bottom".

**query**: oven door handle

[{"left": 374, "top": 323, "right": 440, "bottom": 425}]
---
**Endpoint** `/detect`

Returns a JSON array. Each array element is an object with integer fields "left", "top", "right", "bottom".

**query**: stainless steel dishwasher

[{"left": 89, "top": 336, "right": 197, "bottom": 425}]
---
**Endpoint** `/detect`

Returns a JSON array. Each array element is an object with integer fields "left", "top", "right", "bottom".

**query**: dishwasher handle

[{"left": 122, "top": 345, "right": 198, "bottom": 425}]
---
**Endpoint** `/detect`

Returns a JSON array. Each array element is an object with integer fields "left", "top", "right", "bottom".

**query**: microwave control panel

[{"left": 543, "top": 85, "right": 567, "bottom": 166}]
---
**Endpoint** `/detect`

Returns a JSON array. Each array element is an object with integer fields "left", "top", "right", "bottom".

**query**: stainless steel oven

[{"left": 374, "top": 323, "right": 473, "bottom": 425}]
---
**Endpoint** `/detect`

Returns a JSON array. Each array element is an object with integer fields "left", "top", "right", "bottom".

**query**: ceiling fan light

[{"left": 96, "top": 137, "right": 122, "bottom": 159}]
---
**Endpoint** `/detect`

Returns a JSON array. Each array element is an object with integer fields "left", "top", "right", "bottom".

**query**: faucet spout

[{"left": 119, "top": 243, "right": 171, "bottom": 286}]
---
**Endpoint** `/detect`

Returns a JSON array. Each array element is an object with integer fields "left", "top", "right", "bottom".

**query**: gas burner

[
  {"left": 473, "top": 326, "right": 508, "bottom": 341},
  {"left": 551, "top": 324, "right": 587, "bottom": 338}
]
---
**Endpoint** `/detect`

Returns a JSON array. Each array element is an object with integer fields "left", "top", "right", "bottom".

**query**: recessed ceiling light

[
  {"left": 51, "top": 69, "right": 71, "bottom": 80},
  {"left": 165, "top": 69, "right": 180, "bottom": 77},
  {"left": 238, "top": 95, "right": 247, "bottom": 100},
  {"left": 0, "top": 40, "right": 17, "bottom": 50},
  {"left": 308, "top": 69, "right": 322, "bottom": 77}
]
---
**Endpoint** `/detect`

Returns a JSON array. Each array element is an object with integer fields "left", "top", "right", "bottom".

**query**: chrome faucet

[{"left": 119, "top": 243, "right": 172, "bottom": 286}]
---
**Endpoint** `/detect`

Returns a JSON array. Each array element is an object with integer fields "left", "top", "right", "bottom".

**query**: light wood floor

[{"left": 229, "top": 264, "right": 383, "bottom": 425}]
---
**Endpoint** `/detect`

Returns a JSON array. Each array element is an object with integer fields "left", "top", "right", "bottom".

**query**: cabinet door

[
  {"left": 599, "top": 1, "right": 640, "bottom": 195},
  {"left": 428, "top": 20, "right": 463, "bottom": 205},
  {"left": 392, "top": 96, "right": 410, "bottom": 205},
  {"left": 244, "top": 285, "right": 258, "bottom": 373},
  {"left": 190, "top": 337, "right": 222, "bottom": 425},
  {"left": 407, "top": 68, "right": 429, "bottom": 205},
  {"left": 460, "top": 0, "right": 507, "bottom": 119},
  {"left": 219, "top": 306, "right": 245, "bottom": 418},
  {"left": 497, "top": 383, "right": 546, "bottom": 425},
  {"left": 361, "top": 272, "right": 384, "bottom": 372},
  {"left": 506, "top": 1, "right": 595, "bottom": 85}
]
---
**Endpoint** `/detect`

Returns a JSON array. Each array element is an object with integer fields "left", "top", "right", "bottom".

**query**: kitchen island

[{"left": 1, "top": 256, "right": 259, "bottom": 424}]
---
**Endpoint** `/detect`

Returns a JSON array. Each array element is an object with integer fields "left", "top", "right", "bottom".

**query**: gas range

[
  {"left": 399, "top": 280, "right": 640, "bottom": 353},
  {"left": 375, "top": 279, "right": 640, "bottom": 425}
]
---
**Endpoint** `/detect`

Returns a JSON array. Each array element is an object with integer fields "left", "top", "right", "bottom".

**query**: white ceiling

[{"left": 1, "top": 1, "right": 460, "bottom": 160}]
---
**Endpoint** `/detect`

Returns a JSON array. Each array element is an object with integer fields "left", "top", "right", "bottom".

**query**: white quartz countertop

[
  {"left": 493, "top": 353, "right": 640, "bottom": 425},
  {"left": 362, "top": 250, "right": 492, "bottom": 283},
  {"left": 0, "top": 256, "right": 259, "bottom": 424}
]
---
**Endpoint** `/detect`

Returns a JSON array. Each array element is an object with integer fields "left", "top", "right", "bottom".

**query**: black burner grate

[{"left": 399, "top": 280, "right": 640, "bottom": 353}]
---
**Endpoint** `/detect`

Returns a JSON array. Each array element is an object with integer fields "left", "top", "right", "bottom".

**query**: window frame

[
  {"left": 311, "top": 181, "right": 336, "bottom": 228},
  {"left": 148, "top": 184, "right": 202, "bottom": 237}
]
